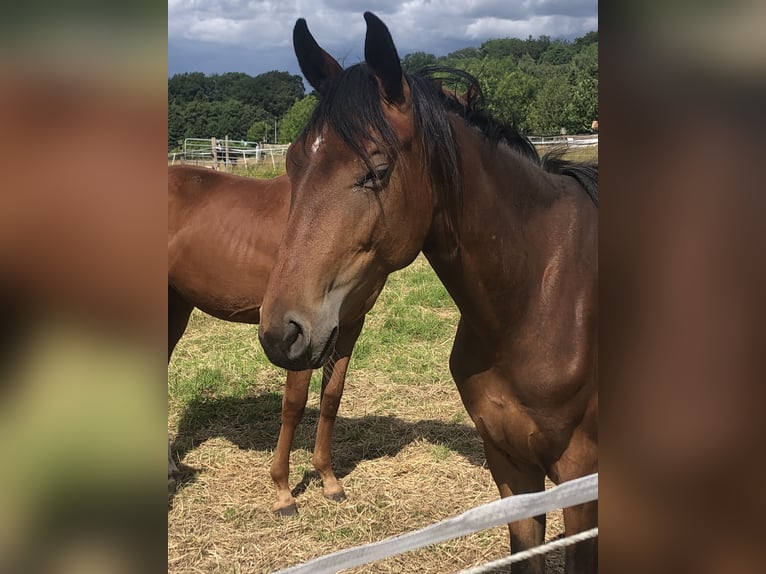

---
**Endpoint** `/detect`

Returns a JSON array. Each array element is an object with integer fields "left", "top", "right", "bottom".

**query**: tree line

[
  {"left": 167, "top": 70, "right": 305, "bottom": 150},
  {"left": 168, "top": 31, "right": 597, "bottom": 151}
]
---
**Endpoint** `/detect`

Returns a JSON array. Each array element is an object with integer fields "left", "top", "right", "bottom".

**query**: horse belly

[{"left": 169, "top": 253, "right": 271, "bottom": 324}]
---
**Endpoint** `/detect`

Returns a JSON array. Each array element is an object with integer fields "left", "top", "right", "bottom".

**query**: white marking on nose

[{"left": 311, "top": 135, "right": 323, "bottom": 154}]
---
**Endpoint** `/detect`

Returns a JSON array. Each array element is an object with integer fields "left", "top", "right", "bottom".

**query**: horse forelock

[
  {"left": 300, "top": 64, "right": 464, "bottom": 203},
  {"left": 301, "top": 64, "right": 401, "bottom": 172}
]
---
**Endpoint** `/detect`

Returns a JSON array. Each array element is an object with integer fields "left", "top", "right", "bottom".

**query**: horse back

[{"left": 168, "top": 166, "right": 291, "bottom": 322}]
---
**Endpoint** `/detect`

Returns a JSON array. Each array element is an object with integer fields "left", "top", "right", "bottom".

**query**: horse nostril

[
  {"left": 283, "top": 319, "right": 308, "bottom": 361},
  {"left": 284, "top": 320, "right": 301, "bottom": 346}
]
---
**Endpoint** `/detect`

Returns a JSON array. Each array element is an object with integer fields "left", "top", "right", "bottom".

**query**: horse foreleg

[
  {"left": 563, "top": 500, "right": 598, "bottom": 573},
  {"left": 313, "top": 355, "right": 350, "bottom": 501},
  {"left": 270, "top": 368, "right": 311, "bottom": 515},
  {"left": 553, "top": 424, "right": 598, "bottom": 574},
  {"left": 313, "top": 319, "right": 363, "bottom": 502},
  {"left": 484, "top": 440, "right": 546, "bottom": 574}
]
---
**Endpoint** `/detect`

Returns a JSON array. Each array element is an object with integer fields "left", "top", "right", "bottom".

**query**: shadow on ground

[{"left": 168, "top": 390, "right": 484, "bottom": 506}]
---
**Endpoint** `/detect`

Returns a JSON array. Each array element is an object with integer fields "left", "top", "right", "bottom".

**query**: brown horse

[
  {"left": 258, "top": 13, "right": 598, "bottom": 574},
  {"left": 168, "top": 165, "right": 365, "bottom": 515}
]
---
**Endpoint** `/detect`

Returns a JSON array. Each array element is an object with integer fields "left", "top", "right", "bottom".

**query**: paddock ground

[{"left": 168, "top": 257, "right": 567, "bottom": 573}]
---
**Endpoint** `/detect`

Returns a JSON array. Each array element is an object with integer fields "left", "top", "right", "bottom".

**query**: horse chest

[{"left": 452, "top": 364, "right": 566, "bottom": 466}]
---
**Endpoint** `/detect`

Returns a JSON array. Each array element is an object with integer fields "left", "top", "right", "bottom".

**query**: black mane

[
  {"left": 417, "top": 66, "right": 598, "bottom": 207},
  {"left": 416, "top": 66, "right": 542, "bottom": 163},
  {"left": 300, "top": 64, "right": 598, "bottom": 215}
]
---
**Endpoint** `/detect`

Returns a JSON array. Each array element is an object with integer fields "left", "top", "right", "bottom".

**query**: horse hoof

[
  {"left": 274, "top": 504, "right": 298, "bottom": 517},
  {"left": 325, "top": 491, "right": 346, "bottom": 503}
]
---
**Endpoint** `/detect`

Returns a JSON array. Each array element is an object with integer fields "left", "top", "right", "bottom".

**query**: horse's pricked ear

[
  {"left": 363, "top": 12, "right": 404, "bottom": 105},
  {"left": 293, "top": 18, "right": 342, "bottom": 95}
]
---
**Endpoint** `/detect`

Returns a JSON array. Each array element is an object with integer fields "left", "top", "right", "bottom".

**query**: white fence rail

[
  {"left": 529, "top": 134, "right": 598, "bottom": 147},
  {"left": 167, "top": 135, "right": 597, "bottom": 167},
  {"left": 168, "top": 138, "right": 290, "bottom": 168},
  {"left": 272, "top": 473, "right": 598, "bottom": 574}
]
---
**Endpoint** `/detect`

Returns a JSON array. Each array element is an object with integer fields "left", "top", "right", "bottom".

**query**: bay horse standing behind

[
  {"left": 258, "top": 13, "right": 597, "bottom": 573},
  {"left": 168, "top": 165, "right": 364, "bottom": 515}
]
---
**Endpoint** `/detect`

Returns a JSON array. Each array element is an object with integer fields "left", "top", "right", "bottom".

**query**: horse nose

[{"left": 259, "top": 316, "right": 311, "bottom": 370}]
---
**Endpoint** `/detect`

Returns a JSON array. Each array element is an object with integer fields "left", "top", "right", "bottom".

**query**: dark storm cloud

[{"left": 167, "top": 0, "right": 597, "bottom": 76}]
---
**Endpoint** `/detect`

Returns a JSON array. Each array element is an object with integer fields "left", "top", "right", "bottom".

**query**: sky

[{"left": 168, "top": 0, "right": 598, "bottom": 81}]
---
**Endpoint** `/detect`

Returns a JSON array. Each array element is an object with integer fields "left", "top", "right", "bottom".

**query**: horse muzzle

[{"left": 258, "top": 315, "right": 338, "bottom": 371}]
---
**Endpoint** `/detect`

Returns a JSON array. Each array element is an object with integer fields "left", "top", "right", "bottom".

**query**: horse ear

[
  {"left": 293, "top": 18, "right": 342, "bottom": 95},
  {"left": 363, "top": 12, "right": 405, "bottom": 105}
]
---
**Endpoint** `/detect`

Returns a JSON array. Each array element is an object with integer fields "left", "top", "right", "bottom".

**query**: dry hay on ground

[{"left": 168, "top": 351, "right": 565, "bottom": 573}]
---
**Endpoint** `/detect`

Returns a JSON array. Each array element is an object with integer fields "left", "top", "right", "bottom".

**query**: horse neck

[{"left": 422, "top": 121, "right": 570, "bottom": 335}]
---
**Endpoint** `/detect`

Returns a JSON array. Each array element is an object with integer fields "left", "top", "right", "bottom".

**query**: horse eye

[{"left": 356, "top": 165, "right": 390, "bottom": 191}]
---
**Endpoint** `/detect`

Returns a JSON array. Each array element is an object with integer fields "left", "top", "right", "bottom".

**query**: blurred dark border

[
  {"left": 1, "top": 3, "right": 167, "bottom": 573},
  {"left": 601, "top": 2, "right": 766, "bottom": 572},
  {"left": 3, "top": 1, "right": 766, "bottom": 573}
]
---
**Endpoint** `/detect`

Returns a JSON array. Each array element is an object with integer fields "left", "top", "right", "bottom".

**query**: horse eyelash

[{"left": 354, "top": 166, "right": 390, "bottom": 190}]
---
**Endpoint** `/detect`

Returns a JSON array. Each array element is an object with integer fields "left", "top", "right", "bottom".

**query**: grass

[
  {"left": 168, "top": 258, "right": 567, "bottom": 574},
  {"left": 537, "top": 144, "right": 598, "bottom": 164},
  {"left": 168, "top": 145, "right": 597, "bottom": 573},
  {"left": 170, "top": 156, "right": 287, "bottom": 180}
]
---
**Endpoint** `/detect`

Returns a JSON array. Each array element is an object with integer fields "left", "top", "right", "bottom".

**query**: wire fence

[
  {"left": 271, "top": 473, "right": 598, "bottom": 574},
  {"left": 167, "top": 134, "right": 598, "bottom": 168},
  {"left": 168, "top": 138, "right": 290, "bottom": 169}
]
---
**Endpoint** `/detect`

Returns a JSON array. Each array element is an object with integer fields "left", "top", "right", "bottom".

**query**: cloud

[
  {"left": 465, "top": 15, "right": 600, "bottom": 40},
  {"left": 167, "top": 0, "right": 597, "bottom": 76}
]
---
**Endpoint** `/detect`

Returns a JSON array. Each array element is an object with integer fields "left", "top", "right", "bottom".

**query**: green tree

[
  {"left": 459, "top": 58, "right": 539, "bottom": 132},
  {"left": 479, "top": 38, "right": 525, "bottom": 60},
  {"left": 401, "top": 51, "right": 438, "bottom": 72},
  {"left": 527, "top": 74, "right": 572, "bottom": 135},
  {"left": 574, "top": 30, "right": 598, "bottom": 49},
  {"left": 565, "top": 74, "right": 598, "bottom": 133},
  {"left": 168, "top": 102, "right": 185, "bottom": 150},
  {"left": 525, "top": 35, "right": 551, "bottom": 60},
  {"left": 540, "top": 40, "right": 573, "bottom": 65},
  {"left": 168, "top": 30, "right": 597, "bottom": 151},
  {"left": 565, "top": 42, "right": 598, "bottom": 132},
  {"left": 252, "top": 71, "right": 306, "bottom": 117},
  {"left": 278, "top": 95, "right": 317, "bottom": 143},
  {"left": 492, "top": 69, "right": 540, "bottom": 133},
  {"left": 173, "top": 100, "right": 265, "bottom": 141},
  {"left": 247, "top": 119, "right": 273, "bottom": 143},
  {"left": 445, "top": 47, "right": 480, "bottom": 61},
  {"left": 168, "top": 72, "right": 209, "bottom": 104},
  {"left": 517, "top": 53, "right": 538, "bottom": 76},
  {"left": 215, "top": 100, "right": 262, "bottom": 140},
  {"left": 179, "top": 100, "right": 215, "bottom": 139},
  {"left": 206, "top": 72, "right": 256, "bottom": 104}
]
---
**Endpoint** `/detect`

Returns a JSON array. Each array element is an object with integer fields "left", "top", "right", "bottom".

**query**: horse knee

[{"left": 281, "top": 395, "right": 307, "bottom": 423}]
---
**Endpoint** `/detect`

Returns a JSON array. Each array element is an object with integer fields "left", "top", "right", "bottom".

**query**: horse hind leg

[
  {"left": 168, "top": 285, "right": 193, "bottom": 363},
  {"left": 168, "top": 286, "right": 194, "bottom": 479},
  {"left": 484, "top": 440, "right": 546, "bottom": 574},
  {"left": 269, "top": 369, "right": 311, "bottom": 515}
]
